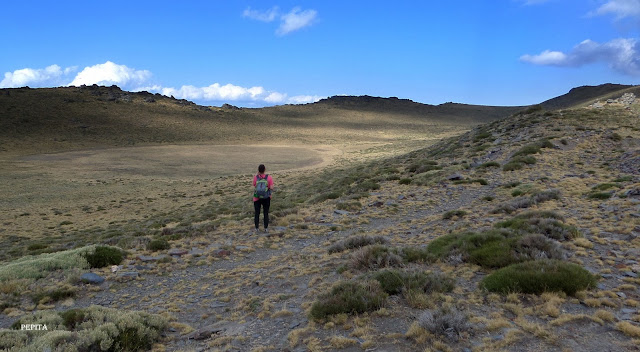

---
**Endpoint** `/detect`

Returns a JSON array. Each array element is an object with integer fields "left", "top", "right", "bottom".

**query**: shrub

[
  {"left": 511, "top": 234, "right": 566, "bottom": 261},
  {"left": 591, "top": 183, "right": 621, "bottom": 191},
  {"left": 513, "top": 144, "right": 542, "bottom": 157},
  {"left": 442, "top": 210, "right": 467, "bottom": 220},
  {"left": 328, "top": 235, "right": 389, "bottom": 254},
  {"left": 427, "top": 230, "right": 518, "bottom": 268},
  {"left": 401, "top": 247, "right": 436, "bottom": 263},
  {"left": 491, "top": 197, "right": 533, "bottom": 214},
  {"left": 84, "top": 246, "right": 125, "bottom": 268},
  {"left": 613, "top": 175, "right": 633, "bottom": 183},
  {"left": 478, "top": 161, "right": 500, "bottom": 168},
  {"left": 371, "top": 269, "right": 454, "bottom": 295},
  {"left": 309, "top": 281, "right": 387, "bottom": 320},
  {"left": 418, "top": 307, "right": 471, "bottom": 342},
  {"left": 351, "top": 245, "right": 404, "bottom": 270},
  {"left": 31, "top": 286, "right": 76, "bottom": 304},
  {"left": 0, "top": 246, "right": 121, "bottom": 281},
  {"left": 587, "top": 192, "right": 612, "bottom": 200},
  {"left": 399, "top": 178, "right": 412, "bottom": 185},
  {"left": 480, "top": 259, "right": 597, "bottom": 295},
  {"left": 4, "top": 305, "right": 167, "bottom": 351},
  {"left": 503, "top": 181, "right": 522, "bottom": 188},
  {"left": 147, "top": 239, "right": 170, "bottom": 251},
  {"left": 473, "top": 131, "right": 492, "bottom": 142},
  {"left": 494, "top": 212, "right": 579, "bottom": 241},
  {"left": 531, "top": 189, "right": 561, "bottom": 203}
]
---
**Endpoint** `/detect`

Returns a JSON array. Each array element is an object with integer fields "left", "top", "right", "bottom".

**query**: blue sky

[{"left": 1, "top": 0, "right": 639, "bottom": 107}]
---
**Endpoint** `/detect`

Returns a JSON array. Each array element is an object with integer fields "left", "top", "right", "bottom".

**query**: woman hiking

[{"left": 253, "top": 164, "right": 273, "bottom": 234}]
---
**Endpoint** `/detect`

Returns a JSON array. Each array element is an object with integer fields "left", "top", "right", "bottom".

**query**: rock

[
  {"left": 137, "top": 254, "right": 168, "bottom": 262},
  {"left": 213, "top": 249, "right": 231, "bottom": 257},
  {"left": 369, "top": 201, "right": 384, "bottom": 207},
  {"left": 80, "top": 273, "right": 105, "bottom": 285},
  {"left": 617, "top": 292, "right": 627, "bottom": 299},
  {"left": 117, "top": 272, "right": 139, "bottom": 279},
  {"left": 189, "top": 248, "right": 204, "bottom": 256},
  {"left": 447, "top": 173, "right": 463, "bottom": 181},
  {"left": 189, "top": 324, "right": 224, "bottom": 340},
  {"left": 623, "top": 271, "right": 638, "bottom": 278},
  {"left": 168, "top": 248, "right": 188, "bottom": 256},
  {"left": 334, "top": 210, "right": 349, "bottom": 216}
]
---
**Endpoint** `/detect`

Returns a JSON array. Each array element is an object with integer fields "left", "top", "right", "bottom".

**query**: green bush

[
  {"left": 427, "top": 230, "right": 518, "bottom": 268},
  {"left": 31, "top": 287, "right": 76, "bottom": 304},
  {"left": 591, "top": 183, "right": 621, "bottom": 191},
  {"left": 371, "top": 269, "right": 454, "bottom": 295},
  {"left": 399, "top": 178, "right": 412, "bottom": 185},
  {"left": 84, "top": 246, "right": 125, "bottom": 268},
  {"left": 309, "top": 281, "right": 387, "bottom": 320},
  {"left": 147, "top": 239, "right": 170, "bottom": 251},
  {"left": 480, "top": 259, "right": 597, "bottom": 295},
  {"left": 400, "top": 247, "right": 436, "bottom": 263},
  {"left": 478, "top": 161, "right": 500, "bottom": 168},
  {"left": 587, "top": 192, "right": 612, "bottom": 200}
]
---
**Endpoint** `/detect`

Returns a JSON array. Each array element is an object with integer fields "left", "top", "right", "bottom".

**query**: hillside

[
  {"left": 540, "top": 83, "right": 639, "bottom": 110},
  {"left": 0, "top": 86, "right": 519, "bottom": 157},
  {"left": 0, "top": 85, "right": 639, "bottom": 351}
]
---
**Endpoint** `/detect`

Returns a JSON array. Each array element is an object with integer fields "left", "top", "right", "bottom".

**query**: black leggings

[{"left": 254, "top": 198, "right": 270, "bottom": 229}]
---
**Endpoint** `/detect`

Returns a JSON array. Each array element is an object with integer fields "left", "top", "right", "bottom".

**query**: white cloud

[
  {"left": 277, "top": 7, "right": 317, "bottom": 35},
  {"left": 69, "top": 61, "right": 151, "bottom": 88},
  {"left": 520, "top": 50, "right": 568, "bottom": 65},
  {"left": 520, "top": 38, "right": 640, "bottom": 75},
  {"left": 243, "top": 6, "right": 317, "bottom": 35},
  {"left": 155, "top": 83, "right": 322, "bottom": 105},
  {"left": 519, "top": 0, "right": 552, "bottom": 5},
  {"left": 593, "top": 0, "right": 640, "bottom": 19},
  {"left": 243, "top": 6, "right": 279, "bottom": 22},
  {"left": 0, "top": 64, "right": 76, "bottom": 88}
]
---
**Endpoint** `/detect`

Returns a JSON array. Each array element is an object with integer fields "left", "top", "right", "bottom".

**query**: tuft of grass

[
  {"left": 84, "top": 245, "right": 124, "bottom": 268},
  {"left": 350, "top": 245, "right": 404, "bottom": 271},
  {"left": 418, "top": 307, "right": 471, "bottom": 342},
  {"left": 480, "top": 259, "right": 597, "bottom": 296},
  {"left": 616, "top": 321, "right": 640, "bottom": 338},
  {"left": 328, "top": 235, "right": 389, "bottom": 254},
  {"left": 442, "top": 209, "right": 467, "bottom": 220},
  {"left": 309, "top": 281, "right": 387, "bottom": 321}
]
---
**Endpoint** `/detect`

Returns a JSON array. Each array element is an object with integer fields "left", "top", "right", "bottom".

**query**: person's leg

[
  {"left": 263, "top": 198, "right": 270, "bottom": 229},
  {"left": 254, "top": 201, "right": 261, "bottom": 230}
]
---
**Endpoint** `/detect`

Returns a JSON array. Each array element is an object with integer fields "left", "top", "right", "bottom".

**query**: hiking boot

[
  {"left": 263, "top": 228, "right": 269, "bottom": 234},
  {"left": 253, "top": 228, "right": 260, "bottom": 235}
]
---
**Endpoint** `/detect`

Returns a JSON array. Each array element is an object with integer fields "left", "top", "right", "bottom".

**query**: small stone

[
  {"left": 117, "top": 272, "right": 139, "bottom": 278},
  {"left": 168, "top": 248, "right": 188, "bottom": 256},
  {"left": 334, "top": 210, "right": 349, "bottom": 216},
  {"left": 137, "top": 254, "right": 168, "bottom": 262},
  {"left": 617, "top": 292, "right": 627, "bottom": 299},
  {"left": 624, "top": 271, "right": 638, "bottom": 278},
  {"left": 369, "top": 201, "right": 384, "bottom": 207},
  {"left": 189, "top": 248, "right": 204, "bottom": 256},
  {"left": 213, "top": 249, "right": 231, "bottom": 257},
  {"left": 621, "top": 308, "right": 636, "bottom": 314},
  {"left": 80, "top": 273, "right": 105, "bottom": 285},
  {"left": 189, "top": 324, "right": 223, "bottom": 340},
  {"left": 448, "top": 173, "right": 463, "bottom": 181}
]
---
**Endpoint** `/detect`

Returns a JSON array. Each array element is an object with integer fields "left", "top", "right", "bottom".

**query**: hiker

[{"left": 253, "top": 164, "right": 273, "bottom": 233}]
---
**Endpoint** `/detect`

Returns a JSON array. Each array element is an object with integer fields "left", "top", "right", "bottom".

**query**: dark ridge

[{"left": 540, "top": 83, "right": 636, "bottom": 110}]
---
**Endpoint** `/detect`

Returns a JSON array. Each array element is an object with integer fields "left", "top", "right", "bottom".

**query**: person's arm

[
  {"left": 253, "top": 175, "right": 257, "bottom": 187},
  {"left": 268, "top": 175, "right": 274, "bottom": 189}
]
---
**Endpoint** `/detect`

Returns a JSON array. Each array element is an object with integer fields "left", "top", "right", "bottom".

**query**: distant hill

[
  {"left": 1, "top": 83, "right": 637, "bottom": 156},
  {"left": 310, "top": 95, "right": 524, "bottom": 123},
  {"left": 540, "top": 83, "right": 639, "bottom": 110}
]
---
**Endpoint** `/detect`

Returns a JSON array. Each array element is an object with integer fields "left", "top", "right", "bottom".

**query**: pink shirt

[{"left": 253, "top": 174, "right": 273, "bottom": 201}]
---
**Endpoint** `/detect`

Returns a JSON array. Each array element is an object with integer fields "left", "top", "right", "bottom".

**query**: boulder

[{"left": 80, "top": 273, "right": 105, "bottom": 285}]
